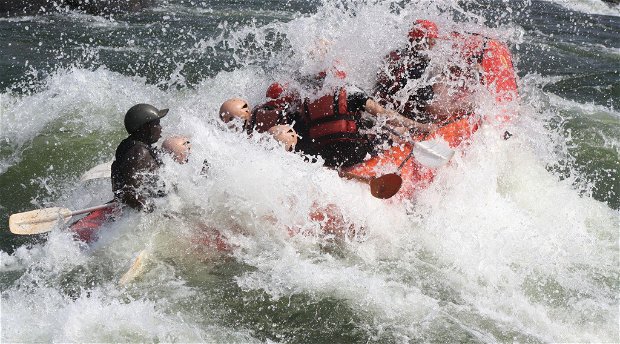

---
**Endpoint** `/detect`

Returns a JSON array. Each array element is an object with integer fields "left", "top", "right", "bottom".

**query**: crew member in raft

[
  {"left": 111, "top": 103, "right": 169, "bottom": 212},
  {"left": 375, "top": 19, "right": 439, "bottom": 122},
  {"left": 375, "top": 19, "right": 477, "bottom": 124},
  {"left": 251, "top": 82, "right": 436, "bottom": 169}
]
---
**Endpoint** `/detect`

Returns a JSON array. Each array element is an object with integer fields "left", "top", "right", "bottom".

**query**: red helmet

[
  {"left": 266, "top": 82, "right": 285, "bottom": 99},
  {"left": 408, "top": 20, "right": 439, "bottom": 41}
]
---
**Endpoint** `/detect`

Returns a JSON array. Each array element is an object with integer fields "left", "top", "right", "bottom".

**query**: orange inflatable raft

[{"left": 342, "top": 34, "right": 518, "bottom": 199}]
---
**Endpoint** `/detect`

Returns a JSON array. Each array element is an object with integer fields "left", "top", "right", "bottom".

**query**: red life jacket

[
  {"left": 250, "top": 94, "right": 300, "bottom": 133},
  {"left": 251, "top": 101, "right": 284, "bottom": 133},
  {"left": 302, "top": 87, "right": 363, "bottom": 149}
]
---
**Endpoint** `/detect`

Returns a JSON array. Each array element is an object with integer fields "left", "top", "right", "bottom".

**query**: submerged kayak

[{"left": 343, "top": 34, "right": 518, "bottom": 199}]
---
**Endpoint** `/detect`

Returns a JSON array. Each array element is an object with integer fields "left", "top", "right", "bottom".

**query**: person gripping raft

[
  {"left": 111, "top": 103, "right": 169, "bottom": 212},
  {"left": 375, "top": 19, "right": 479, "bottom": 125},
  {"left": 252, "top": 81, "right": 435, "bottom": 169},
  {"left": 70, "top": 132, "right": 191, "bottom": 243}
]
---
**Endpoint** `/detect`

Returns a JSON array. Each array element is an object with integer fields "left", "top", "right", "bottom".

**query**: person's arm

[
  {"left": 424, "top": 82, "right": 475, "bottom": 123},
  {"left": 364, "top": 98, "right": 437, "bottom": 134}
]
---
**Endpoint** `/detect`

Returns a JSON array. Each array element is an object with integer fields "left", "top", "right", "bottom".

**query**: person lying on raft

[
  {"left": 111, "top": 103, "right": 169, "bottom": 212},
  {"left": 161, "top": 135, "right": 191, "bottom": 164},
  {"left": 251, "top": 82, "right": 436, "bottom": 169},
  {"left": 219, "top": 97, "right": 299, "bottom": 152},
  {"left": 374, "top": 19, "right": 476, "bottom": 125},
  {"left": 162, "top": 134, "right": 211, "bottom": 176}
]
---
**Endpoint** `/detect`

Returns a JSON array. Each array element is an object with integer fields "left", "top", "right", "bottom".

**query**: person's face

[
  {"left": 409, "top": 37, "right": 434, "bottom": 51},
  {"left": 146, "top": 119, "right": 162, "bottom": 143}
]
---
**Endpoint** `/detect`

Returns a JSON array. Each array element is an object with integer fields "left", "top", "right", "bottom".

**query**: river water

[{"left": 1, "top": 0, "right": 618, "bottom": 342}]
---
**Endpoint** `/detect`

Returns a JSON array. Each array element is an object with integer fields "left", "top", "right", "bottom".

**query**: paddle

[
  {"left": 369, "top": 173, "right": 403, "bottom": 199},
  {"left": 119, "top": 249, "right": 149, "bottom": 286},
  {"left": 9, "top": 203, "right": 116, "bottom": 235},
  {"left": 369, "top": 138, "right": 455, "bottom": 199},
  {"left": 409, "top": 138, "right": 456, "bottom": 169},
  {"left": 80, "top": 161, "right": 113, "bottom": 182}
]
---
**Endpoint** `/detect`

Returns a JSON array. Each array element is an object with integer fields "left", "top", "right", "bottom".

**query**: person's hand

[
  {"left": 140, "top": 199, "right": 155, "bottom": 213},
  {"left": 200, "top": 159, "right": 210, "bottom": 177}
]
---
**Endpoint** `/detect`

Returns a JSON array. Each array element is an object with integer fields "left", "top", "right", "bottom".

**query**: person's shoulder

[
  {"left": 344, "top": 84, "right": 367, "bottom": 97},
  {"left": 116, "top": 140, "right": 152, "bottom": 162},
  {"left": 126, "top": 142, "right": 152, "bottom": 156}
]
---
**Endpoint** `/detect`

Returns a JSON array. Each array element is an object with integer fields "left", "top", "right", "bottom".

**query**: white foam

[
  {"left": 0, "top": 67, "right": 171, "bottom": 173},
  {"left": 545, "top": 0, "right": 620, "bottom": 17},
  {"left": 1, "top": 0, "right": 618, "bottom": 342}
]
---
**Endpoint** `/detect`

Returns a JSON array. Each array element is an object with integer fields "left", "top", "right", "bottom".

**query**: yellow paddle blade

[
  {"left": 80, "top": 160, "right": 113, "bottom": 182},
  {"left": 119, "top": 250, "right": 150, "bottom": 286},
  {"left": 370, "top": 173, "right": 403, "bottom": 199},
  {"left": 9, "top": 207, "right": 73, "bottom": 235}
]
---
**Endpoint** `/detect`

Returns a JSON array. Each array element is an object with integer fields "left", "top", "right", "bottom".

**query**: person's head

[
  {"left": 219, "top": 98, "right": 251, "bottom": 130},
  {"left": 162, "top": 135, "right": 191, "bottom": 164},
  {"left": 266, "top": 82, "right": 285, "bottom": 99},
  {"left": 268, "top": 125, "right": 298, "bottom": 152},
  {"left": 124, "top": 103, "right": 168, "bottom": 144},
  {"left": 408, "top": 20, "right": 438, "bottom": 48}
]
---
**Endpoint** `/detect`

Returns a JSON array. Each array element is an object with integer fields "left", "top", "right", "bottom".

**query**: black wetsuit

[{"left": 111, "top": 136, "right": 164, "bottom": 211}]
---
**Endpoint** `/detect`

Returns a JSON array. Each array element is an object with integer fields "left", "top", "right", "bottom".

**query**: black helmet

[{"left": 124, "top": 104, "right": 169, "bottom": 134}]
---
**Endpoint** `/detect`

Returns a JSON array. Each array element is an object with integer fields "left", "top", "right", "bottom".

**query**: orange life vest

[{"left": 301, "top": 87, "right": 365, "bottom": 149}]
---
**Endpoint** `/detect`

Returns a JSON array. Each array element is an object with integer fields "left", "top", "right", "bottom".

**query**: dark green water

[{"left": 1, "top": 0, "right": 618, "bottom": 342}]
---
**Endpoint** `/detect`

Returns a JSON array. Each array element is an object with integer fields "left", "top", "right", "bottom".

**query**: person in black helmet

[{"left": 111, "top": 103, "right": 169, "bottom": 212}]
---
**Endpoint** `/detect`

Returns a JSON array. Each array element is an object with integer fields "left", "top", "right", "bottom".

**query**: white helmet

[
  {"left": 219, "top": 98, "right": 251, "bottom": 124},
  {"left": 162, "top": 135, "right": 191, "bottom": 164},
  {"left": 268, "top": 125, "right": 298, "bottom": 152}
]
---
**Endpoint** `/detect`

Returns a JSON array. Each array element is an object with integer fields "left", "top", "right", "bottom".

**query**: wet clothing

[
  {"left": 248, "top": 95, "right": 300, "bottom": 134},
  {"left": 111, "top": 136, "right": 165, "bottom": 211},
  {"left": 375, "top": 47, "right": 434, "bottom": 122},
  {"left": 253, "top": 85, "right": 376, "bottom": 168},
  {"left": 300, "top": 86, "right": 373, "bottom": 168}
]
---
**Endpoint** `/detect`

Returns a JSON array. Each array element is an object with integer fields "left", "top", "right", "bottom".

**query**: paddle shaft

[
  {"left": 15, "top": 203, "right": 115, "bottom": 226},
  {"left": 70, "top": 203, "right": 116, "bottom": 217},
  {"left": 397, "top": 148, "right": 415, "bottom": 171},
  {"left": 338, "top": 170, "right": 373, "bottom": 183}
]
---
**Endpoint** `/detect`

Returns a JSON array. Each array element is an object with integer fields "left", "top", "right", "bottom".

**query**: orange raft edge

[{"left": 342, "top": 35, "right": 518, "bottom": 199}]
